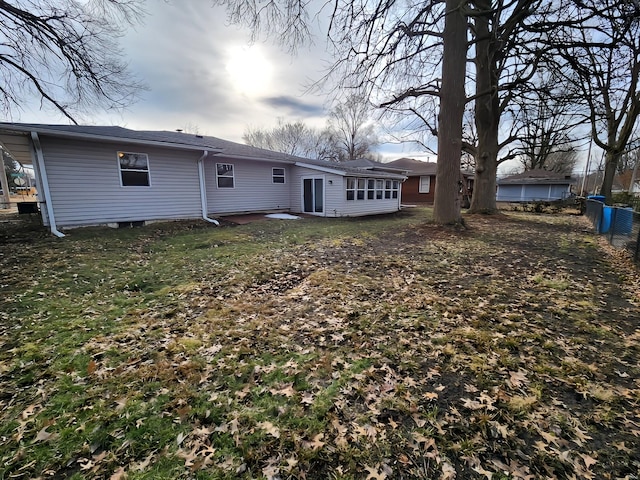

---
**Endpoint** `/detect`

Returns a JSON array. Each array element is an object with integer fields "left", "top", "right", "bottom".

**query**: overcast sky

[{"left": 14, "top": 0, "right": 432, "bottom": 162}]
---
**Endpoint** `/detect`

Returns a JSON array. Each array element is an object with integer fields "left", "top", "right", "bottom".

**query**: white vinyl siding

[
  {"left": 36, "top": 134, "right": 402, "bottom": 226},
  {"left": 290, "top": 167, "right": 402, "bottom": 217},
  {"left": 205, "top": 159, "right": 290, "bottom": 214},
  {"left": 419, "top": 176, "right": 430, "bottom": 193},
  {"left": 39, "top": 137, "right": 202, "bottom": 227}
]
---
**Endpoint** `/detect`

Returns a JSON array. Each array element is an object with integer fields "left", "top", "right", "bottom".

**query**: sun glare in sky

[{"left": 225, "top": 45, "right": 274, "bottom": 96}]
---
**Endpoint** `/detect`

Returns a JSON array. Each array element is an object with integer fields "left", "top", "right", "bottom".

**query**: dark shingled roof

[
  {"left": 341, "top": 158, "right": 408, "bottom": 173},
  {"left": 0, "top": 123, "right": 407, "bottom": 179},
  {"left": 386, "top": 157, "right": 438, "bottom": 176},
  {"left": 498, "top": 169, "right": 576, "bottom": 185},
  {"left": 0, "top": 123, "right": 307, "bottom": 162}
]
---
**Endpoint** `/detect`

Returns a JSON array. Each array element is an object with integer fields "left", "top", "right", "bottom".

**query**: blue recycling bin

[
  {"left": 612, "top": 207, "right": 633, "bottom": 235},
  {"left": 600, "top": 206, "right": 612, "bottom": 233},
  {"left": 588, "top": 195, "right": 606, "bottom": 203}
]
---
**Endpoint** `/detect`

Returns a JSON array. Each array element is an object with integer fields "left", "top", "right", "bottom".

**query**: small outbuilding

[
  {"left": 0, "top": 123, "right": 407, "bottom": 236},
  {"left": 496, "top": 169, "right": 576, "bottom": 202}
]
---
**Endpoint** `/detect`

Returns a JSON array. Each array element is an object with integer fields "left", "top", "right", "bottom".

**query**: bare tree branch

[{"left": 0, "top": 0, "right": 146, "bottom": 121}]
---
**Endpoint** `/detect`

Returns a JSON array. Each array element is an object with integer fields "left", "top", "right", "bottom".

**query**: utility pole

[{"left": 581, "top": 136, "right": 593, "bottom": 196}]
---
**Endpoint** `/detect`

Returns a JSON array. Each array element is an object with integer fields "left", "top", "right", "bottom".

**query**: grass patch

[{"left": 1, "top": 208, "right": 639, "bottom": 479}]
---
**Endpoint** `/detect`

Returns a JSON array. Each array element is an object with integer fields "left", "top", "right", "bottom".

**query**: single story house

[
  {"left": 496, "top": 169, "right": 576, "bottom": 202},
  {"left": 0, "top": 123, "right": 407, "bottom": 236},
  {"left": 384, "top": 157, "right": 474, "bottom": 206}
]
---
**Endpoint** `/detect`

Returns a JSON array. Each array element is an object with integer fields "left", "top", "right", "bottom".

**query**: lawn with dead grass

[{"left": 1, "top": 208, "right": 639, "bottom": 479}]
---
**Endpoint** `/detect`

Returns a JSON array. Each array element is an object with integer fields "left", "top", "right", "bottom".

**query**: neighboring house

[
  {"left": 496, "top": 169, "right": 576, "bottom": 202},
  {"left": 385, "top": 157, "right": 474, "bottom": 205},
  {"left": 0, "top": 123, "right": 406, "bottom": 236},
  {"left": 612, "top": 170, "right": 640, "bottom": 195}
]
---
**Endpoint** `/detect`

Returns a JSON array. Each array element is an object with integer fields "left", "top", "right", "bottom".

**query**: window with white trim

[
  {"left": 357, "top": 178, "right": 366, "bottom": 200},
  {"left": 367, "top": 179, "right": 375, "bottom": 199},
  {"left": 346, "top": 177, "right": 400, "bottom": 201},
  {"left": 376, "top": 179, "right": 384, "bottom": 199},
  {"left": 272, "top": 167, "right": 285, "bottom": 184},
  {"left": 385, "top": 180, "right": 392, "bottom": 199},
  {"left": 419, "top": 175, "right": 431, "bottom": 193},
  {"left": 216, "top": 163, "right": 234, "bottom": 188},
  {"left": 118, "top": 152, "right": 150, "bottom": 187},
  {"left": 346, "top": 177, "right": 356, "bottom": 200}
]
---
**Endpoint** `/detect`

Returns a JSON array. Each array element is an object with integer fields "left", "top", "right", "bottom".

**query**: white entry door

[{"left": 302, "top": 177, "right": 324, "bottom": 214}]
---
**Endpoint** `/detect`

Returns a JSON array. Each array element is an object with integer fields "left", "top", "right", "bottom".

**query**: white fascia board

[
  {"left": 295, "top": 162, "right": 347, "bottom": 175},
  {"left": 297, "top": 161, "right": 408, "bottom": 179},
  {"left": 0, "top": 125, "right": 223, "bottom": 153}
]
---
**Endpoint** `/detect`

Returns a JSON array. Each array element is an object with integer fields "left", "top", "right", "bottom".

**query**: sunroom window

[
  {"left": 346, "top": 177, "right": 356, "bottom": 200},
  {"left": 367, "top": 179, "right": 375, "bottom": 199},
  {"left": 376, "top": 180, "right": 384, "bottom": 199},
  {"left": 357, "top": 178, "right": 366, "bottom": 200}
]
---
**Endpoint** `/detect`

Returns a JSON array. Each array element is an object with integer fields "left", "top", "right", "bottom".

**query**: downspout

[
  {"left": 31, "top": 132, "right": 65, "bottom": 237},
  {"left": 197, "top": 150, "right": 219, "bottom": 226}
]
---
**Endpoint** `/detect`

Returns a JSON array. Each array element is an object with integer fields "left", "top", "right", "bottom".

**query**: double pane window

[{"left": 118, "top": 152, "right": 150, "bottom": 187}]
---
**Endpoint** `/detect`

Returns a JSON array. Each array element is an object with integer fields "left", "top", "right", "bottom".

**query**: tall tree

[
  {"left": 513, "top": 70, "right": 581, "bottom": 172},
  {"left": 559, "top": 0, "right": 640, "bottom": 202},
  {"left": 327, "top": 95, "right": 379, "bottom": 161},
  {"left": 0, "top": 0, "right": 145, "bottom": 122},
  {"left": 433, "top": 0, "right": 467, "bottom": 224},
  {"left": 213, "top": 0, "right": 577, "bottom": 220},
  {"left": 243, "top": 119, "right": 338, "bottom": 160},
  {"left": 466, "top": 0, "right": 564, "bottom": 213}
]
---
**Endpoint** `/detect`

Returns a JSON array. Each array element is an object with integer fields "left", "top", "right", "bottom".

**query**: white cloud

[
  {"left": 10, "top": 0, "right": 445, "bottom": 161},
  {"left": 13, "top": 0, "right": 334, "bottom": 143}
]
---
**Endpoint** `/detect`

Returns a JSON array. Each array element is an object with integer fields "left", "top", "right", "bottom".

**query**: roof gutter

[
  {"left": 197, "top": 151, "right": 219, "bottom": 226},
  {"left": 218, "top": 153, "right": 296, "bottom": 163},
  {"left": 31, "top": 132, "right": 64, "bottom": 237},
  {"left": 1, "top": 125, "right": 224, "bottom": 153}
]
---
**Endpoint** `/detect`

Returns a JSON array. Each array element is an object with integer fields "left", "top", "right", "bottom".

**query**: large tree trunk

[
  {"left": 433, "top": 0, "right": 467, "bottom": 224},
  {"left": 468, "top": 0, "right": 500, "bottom": 214},
  {"left": 600, "top": 150, "right": 621, "bottom": 202}
]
